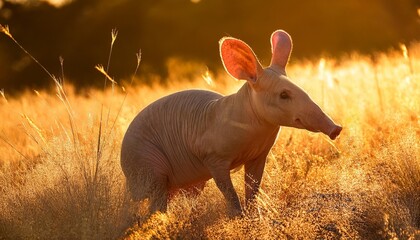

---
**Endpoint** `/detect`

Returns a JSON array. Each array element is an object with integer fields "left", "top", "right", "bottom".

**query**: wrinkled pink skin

[{"left": 121, "top": 30, "right": 342, "bottom": 217}]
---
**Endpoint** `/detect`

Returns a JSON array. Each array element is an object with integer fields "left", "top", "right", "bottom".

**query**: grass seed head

[{"left": 0, "top": 24, "right": 12, "bottom": 38}]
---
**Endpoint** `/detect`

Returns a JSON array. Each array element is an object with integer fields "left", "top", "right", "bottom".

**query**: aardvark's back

[{"left": 121, "top": 90, "right": 222, "bottom": 197}]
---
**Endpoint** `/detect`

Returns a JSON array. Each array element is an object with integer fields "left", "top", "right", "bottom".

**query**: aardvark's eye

[{"left": 280, "top": 91, "right": 290, "bottom": 100}]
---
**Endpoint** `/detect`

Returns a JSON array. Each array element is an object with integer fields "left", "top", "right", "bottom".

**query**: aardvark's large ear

[
  {"left": 270, "top": 30, "right": 293, "bottom": 72},
  {"left": 219, "top": 37, "right": 263, "bottom": 83}
]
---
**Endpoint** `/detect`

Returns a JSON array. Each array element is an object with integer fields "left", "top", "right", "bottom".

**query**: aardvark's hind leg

[{"left": 149, "top": 175, "right": 169, "bottom": 213}]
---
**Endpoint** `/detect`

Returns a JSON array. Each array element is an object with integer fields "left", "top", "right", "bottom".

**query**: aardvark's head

[{"left": 219, "top": 30, "right": 342, "bottom": 140}]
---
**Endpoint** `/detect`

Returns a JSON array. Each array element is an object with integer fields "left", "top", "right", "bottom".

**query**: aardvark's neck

[{"left": 214, "top": 83, "right": 277, "bottom": 134}]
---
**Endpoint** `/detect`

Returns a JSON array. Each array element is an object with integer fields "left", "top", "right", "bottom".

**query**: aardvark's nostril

[{"left": 329, "top": 126, "right": 342, "bottom": 140}]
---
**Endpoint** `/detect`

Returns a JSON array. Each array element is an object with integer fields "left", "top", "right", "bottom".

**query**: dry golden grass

[{"left": 0, "top": 33, "right": 419, "bottom": 238}]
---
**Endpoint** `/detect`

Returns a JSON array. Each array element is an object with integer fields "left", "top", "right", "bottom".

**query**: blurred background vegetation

[{"left": 0, "top": 0, "right": 419, "bottom": 92}]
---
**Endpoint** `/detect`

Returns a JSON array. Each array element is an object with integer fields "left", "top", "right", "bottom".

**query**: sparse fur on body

[{"left": 121, "top": 30, "right": 342, "bottom": 216}]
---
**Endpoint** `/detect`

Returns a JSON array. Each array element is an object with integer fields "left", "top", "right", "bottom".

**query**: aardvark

[{"left": 121, "top": 30, "right": 342, "bottom": 217}]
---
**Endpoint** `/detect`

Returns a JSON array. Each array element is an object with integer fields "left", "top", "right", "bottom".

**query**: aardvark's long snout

[
  {"left": 313, "top": 114, "right": 342, "bottom": 140},
  {"left": 328, "top": 125, "right": 342, "bottom": 140},
  {"left": 294, "top": 107, "right": 342, "bottom": 140},
  {"left": 316, "top": 113, "right": 342, "bottom": 140}
]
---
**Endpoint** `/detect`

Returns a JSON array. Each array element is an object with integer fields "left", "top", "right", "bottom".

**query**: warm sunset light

[
  {"left": 43, "top": 0, "right": 72, "bottom": 7},
  {"left": 0, "top": 1, "right": 419, "bottom": 239}
]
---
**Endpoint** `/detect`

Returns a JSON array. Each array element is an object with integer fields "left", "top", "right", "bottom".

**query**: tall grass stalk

[
  {"left": 99, "top": 50, "right": 142, "bottom": 153},
  {"left": 400, "top": 43, "right": 415, "bottom": 76},
  {"left": 372, "top": 55, "right": 384, "bottom": 113},
  {"left": 59, "top": 56, "right": 65, "bottom": 91},
  {"left": 97, "top": 30, "right": 117, "bottom": 153},
  {"left": 95, "top": 29, "right": 118, "bottom": 187},
  {"left": 1, "top": 25, "right": 82, "bottom": 154},
  {"left": 0, "top": 25, "right": 135, "bottom": 239}
]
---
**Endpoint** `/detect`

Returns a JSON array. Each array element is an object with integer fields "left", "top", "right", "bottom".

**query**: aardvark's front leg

[
  {"left": 206, "top": 158, "right": 242, "bottom": 217},
  {"left": 244, "top": 154, "right": 267, "bottom": 208}
]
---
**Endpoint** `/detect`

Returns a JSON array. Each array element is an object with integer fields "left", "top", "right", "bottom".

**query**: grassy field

[{"left": 0, "top": 32, "right": 419, "bottom": 238}]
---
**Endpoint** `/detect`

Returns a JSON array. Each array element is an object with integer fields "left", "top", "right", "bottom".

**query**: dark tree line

[{"left": 0, "top": 0, "right": 419, "bottom": 92}]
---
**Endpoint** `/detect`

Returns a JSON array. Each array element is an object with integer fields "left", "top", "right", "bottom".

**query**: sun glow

[
  {"left": 43, "top": 0, "right": 72, "bottom": 7},
  {"left": 4, "top": 0, "right": 73, "bottom": 7},
  {"left": 202, "top": 68, "right": 214, "bottom": 86}
]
